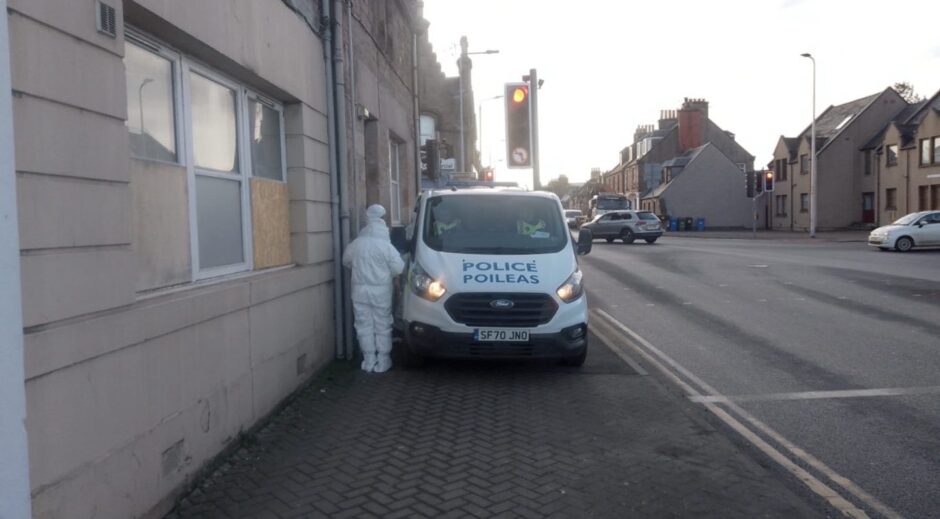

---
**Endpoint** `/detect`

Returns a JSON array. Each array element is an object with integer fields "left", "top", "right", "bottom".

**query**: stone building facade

[{"left": 0, "top": 0, "right": 461, "bottom": 517}]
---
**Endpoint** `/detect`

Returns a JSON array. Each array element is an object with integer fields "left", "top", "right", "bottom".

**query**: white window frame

[
  {"left": 128, "top": 29, "right": 288, "bottom": 282},
  {"left": 124, "top": 28, "right": 184, "bottom": 166},
  {"left": 246, "top": 92, "right": 288, "bottom": 183},
  {"left": 182, "top": 60, "right": 255, "bottom": 280},
  {"left": 389, "top": 137, "right": 402, "bottom": 224}
]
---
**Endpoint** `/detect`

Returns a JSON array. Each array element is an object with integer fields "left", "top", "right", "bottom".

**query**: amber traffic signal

[
  {"left": 764, "top": 170, "right": 775, "bottom": 192},
  {"left": 505, "top": 82, "right": 531, "bottom": 169}
]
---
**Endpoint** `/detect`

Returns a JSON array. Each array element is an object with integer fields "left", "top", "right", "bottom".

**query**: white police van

[{"left": 391, "top": 186, "right": 594, "bottom": 367}]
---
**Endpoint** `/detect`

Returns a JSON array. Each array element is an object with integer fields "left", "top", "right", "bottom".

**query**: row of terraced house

[
  {"left": 770, "top": 87, "right": 940, "bottom": 230},
  {"left": 590, "top": 87, "right": 940, "bottom": 231},
  {"left": 0, "top": 1, "right": 478, "bottom": 518}
]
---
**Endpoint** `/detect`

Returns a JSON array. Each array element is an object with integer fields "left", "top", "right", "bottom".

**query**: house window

[
  {"left": 864, "top": 150, "right": 872, "bottom": 176},
  {"left": 124, "top": 35, "right": 178, "bottom": 162},
  {"left": 776, "top": 194, "right": 787, "bottom": 216},
  {"left": 389, "top": 139, "right": 402, "bottom": 224},
  {"left": 800, "top": 154, "right": 809, "bottom": 174},
  {"left": 885, "top": 188, "right": 897, "bottom": 210},
  {"left": 919, "top": 186, "right": 929, "bottom": 211},
  {"left": 248, "top": 96, "right": 285, "bottom": 181},
  {"left": 934, "top": 137, "right": 940, "bottom": 165},
  {"left": 126, "top": 29, "right": 286, "bottom": 279},
  {"left": 419, "top": 114, "right": 436, "bottom": 145},
  {"left": 886, "top": 144, "right": 898, "bottom": 166},
  {"left": 920, "top": 139, "right": 931, "bottom": 166},
  {"left": 800, "top": 193, "right": 809, "bottom": 212},
  {"left": 189, "top": 70, "right": 246, "bottom": 272}
]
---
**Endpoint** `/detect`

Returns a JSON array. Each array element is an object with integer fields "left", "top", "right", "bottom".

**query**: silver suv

[{"left": 580, "top": 210, "right": 664, "bottom": 244}]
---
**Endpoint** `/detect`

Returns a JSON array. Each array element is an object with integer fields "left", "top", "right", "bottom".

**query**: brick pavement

[{"left": 166, "top": 337, "right": 826, "bottom": 518}]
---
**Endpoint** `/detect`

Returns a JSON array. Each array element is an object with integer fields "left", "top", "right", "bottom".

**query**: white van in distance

[{"left": 392, "top": 187, "right": 594, "bottom": 367}]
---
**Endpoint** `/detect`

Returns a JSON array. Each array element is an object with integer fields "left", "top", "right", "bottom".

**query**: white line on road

[
  {"left": 592, "top": 308, "right": 902, "bottom": 519},
  {"left": 691, "top": 386, "right": 940, "bottom": 404}
]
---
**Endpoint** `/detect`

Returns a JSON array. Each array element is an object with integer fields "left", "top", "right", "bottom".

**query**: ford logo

[{"left": 489, "top": 299, "right": 514, "bottom": 310}]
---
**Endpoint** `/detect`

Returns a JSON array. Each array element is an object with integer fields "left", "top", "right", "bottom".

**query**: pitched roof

[
  {"left": 860, "top": 100, "right": 926, "bottom": 151},
  {"left": 899, "top": 87, "right": 940, "bottom": 126},
  {"left": 643, "top": 144, "right": 712, "bottom": 199},
  {"left": 809, "top": 93, "right": 883, "bottom": 156}
]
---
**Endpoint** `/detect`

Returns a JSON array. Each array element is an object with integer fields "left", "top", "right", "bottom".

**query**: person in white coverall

[{"left": 342, "top": 204, "right": 405, "bottom": 373}]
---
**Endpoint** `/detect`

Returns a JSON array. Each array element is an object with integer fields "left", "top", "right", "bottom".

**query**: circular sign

[{"left": 511, "top": 147, "right": 529, "bottom": 165}]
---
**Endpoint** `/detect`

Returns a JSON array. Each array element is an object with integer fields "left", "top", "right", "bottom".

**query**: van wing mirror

[
  {"left": 577, "top": 229, "right": 593, "bottom": 255},
  {"left": 390, "top": 226, "right": 409, "bottom": 252}
]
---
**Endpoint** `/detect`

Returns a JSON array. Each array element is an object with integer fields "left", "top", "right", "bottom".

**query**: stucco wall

[{"left": 10, "top": 1, "right": 336, "bottom": 518}]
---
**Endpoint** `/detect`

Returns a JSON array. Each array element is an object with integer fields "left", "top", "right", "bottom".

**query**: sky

[{"left": 422, "top": 0, "right": 940, "bottom": 189}]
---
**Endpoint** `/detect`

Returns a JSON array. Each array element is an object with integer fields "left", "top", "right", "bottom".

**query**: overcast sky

[{"left": 423, "top": 0, "right": 940, "bottom": 188}]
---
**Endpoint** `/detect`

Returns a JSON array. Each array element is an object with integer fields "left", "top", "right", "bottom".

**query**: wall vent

[{"left": 96, "top": 1, "right": 117, "bottom": 38}]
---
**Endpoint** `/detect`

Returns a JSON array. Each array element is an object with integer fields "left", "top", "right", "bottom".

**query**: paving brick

[{"left": 166, "top": 337, "right": 827, "bottom": 519}]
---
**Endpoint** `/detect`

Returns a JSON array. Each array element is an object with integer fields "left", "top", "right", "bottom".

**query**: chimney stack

[
  {"left": 678, "top": 98, "right": 708, "bottom": 153},
  {"left": 658, "top": 109, "right": 677, "bottom": 130}
]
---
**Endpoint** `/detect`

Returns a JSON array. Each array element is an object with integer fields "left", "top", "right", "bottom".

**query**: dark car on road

[{"left": 580, "top": 210, "right": 663, "bottom": 244}]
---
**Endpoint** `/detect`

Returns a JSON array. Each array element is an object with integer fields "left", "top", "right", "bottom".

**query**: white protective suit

[{"left": 342, "top": 205, "right": 405, "bottom": 373}]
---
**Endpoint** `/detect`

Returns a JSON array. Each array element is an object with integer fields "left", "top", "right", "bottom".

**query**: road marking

[
  {"left": 747, "top": 264, "right": 769, "bottom": 268},
  {"left": 719, "top": 284, "right": 729, "bottom": 287},
  {"left": 592, "top": 308, "right": 901, "bottom": 519},
  {"left": 691, "top": 386, "right": 940, "bottom": 403},
  {"left": 590, "top": 319, "right": 649, "bottom": 376}
]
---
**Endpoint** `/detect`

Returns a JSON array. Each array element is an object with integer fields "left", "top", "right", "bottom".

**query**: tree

[
  {"left": 894, "top": 82, "right": 924, "bottom": 104},
  {"left": 544, "top": 174, "right": 570, "bottom": 197}
]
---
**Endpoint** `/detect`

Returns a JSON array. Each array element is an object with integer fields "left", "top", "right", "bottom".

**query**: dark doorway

[{"left": 862, "top": 192, "right": 874, "bottom": 224}]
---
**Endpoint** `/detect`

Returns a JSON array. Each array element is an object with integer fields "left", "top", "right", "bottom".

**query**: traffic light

[
  {"left": 754, "top": 170, "right": 763, "bottom": 194},
  {"left": 745, "top": 171, "right": 755, "bottom": 198},
  {"left": 482, "top": 168, "right": 494, "bottom": 181},
  {"left": 422, "top": 139, "right": 440, "bottom": 180},
  {"left": 504, "top": 82, "right": 531, "bottom": 169},
  {"left": 764, "top": 170, "right": 775, "bottom": 192}
]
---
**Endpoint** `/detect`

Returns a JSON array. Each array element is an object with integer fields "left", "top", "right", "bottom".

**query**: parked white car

[{"left": 868, "top": 211, "right": 940, "bottom": 251}]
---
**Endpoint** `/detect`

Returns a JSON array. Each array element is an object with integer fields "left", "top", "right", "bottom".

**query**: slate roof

[{"left": 860, "top": 100, "right": 927, "bottom": 151}]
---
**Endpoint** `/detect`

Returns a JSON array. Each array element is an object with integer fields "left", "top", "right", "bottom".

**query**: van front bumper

[{"left": 403, "top": 321, "right": 587, "bottom": 361}]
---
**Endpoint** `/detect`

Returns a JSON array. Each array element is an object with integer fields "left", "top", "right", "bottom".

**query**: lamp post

[
  {"left": 138, "top": 78, "right": 154, "bottom": 136},
  {"left": 801, "top": 53, "right": 816, "bottom": 238},
  {"left": 457, "top": 41, "right": 498, "bottom": 173}
]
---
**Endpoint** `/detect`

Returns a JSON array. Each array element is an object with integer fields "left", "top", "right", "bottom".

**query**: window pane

[
  {"left": 125, "top": 42, "right": 176, "bottom": 162},
  {"left": 249, "top": 100, "right": 283, "bottom": 180},
  {"left": 934, "top": 138, "right": 940, "bottom": 164},
  {"left": 921, "top": 139, "right": 931, "bottom": 166},
  {"left": 196, "top": 176, "right": 244, "bottom": 268},
  {"left": 190, "top": 72, "right": 238, "bottom": 172},
  {"left": 419, "top": 115, "right": 436, "bottom": 145}
]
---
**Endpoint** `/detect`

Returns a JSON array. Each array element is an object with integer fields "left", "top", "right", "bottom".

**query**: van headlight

[
  {"left": 556, "top": 269, "right": 584, "bottom": 303},
  {"left": 410, "top": 262, "right": 446, "bottom": 301}
]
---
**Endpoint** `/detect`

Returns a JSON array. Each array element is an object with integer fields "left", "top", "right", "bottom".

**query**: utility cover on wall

[{"left": 96, "top": 1, "right": 117, "bottom": 38}]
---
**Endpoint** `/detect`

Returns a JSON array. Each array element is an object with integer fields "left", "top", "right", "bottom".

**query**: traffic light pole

[{"left": 528, "top": 68, "right": 540, "bottom": 190}]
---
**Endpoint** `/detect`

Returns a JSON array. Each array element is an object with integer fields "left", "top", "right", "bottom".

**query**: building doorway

[{"left": 862, "top": 192, "right": 874, "bottom": 224}]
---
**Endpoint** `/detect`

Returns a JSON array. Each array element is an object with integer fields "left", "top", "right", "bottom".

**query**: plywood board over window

[{"left": 251, "top": 178, "right": 291, "bottom": 269}]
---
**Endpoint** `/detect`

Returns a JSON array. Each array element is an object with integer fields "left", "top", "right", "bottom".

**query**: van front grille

[{"left": 444, "top": 293, "right": 557, "bottom": 328}]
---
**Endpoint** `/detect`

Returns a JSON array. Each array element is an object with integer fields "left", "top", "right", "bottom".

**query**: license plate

[{"left": 473, "top": 328, "right": 530, "bottom": 342}]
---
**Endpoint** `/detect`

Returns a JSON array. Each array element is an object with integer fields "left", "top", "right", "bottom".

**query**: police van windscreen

[{"left": 423, "top": 195, "right": 568, "bottom": 254}]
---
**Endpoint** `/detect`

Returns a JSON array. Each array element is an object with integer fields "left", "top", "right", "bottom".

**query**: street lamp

[
  {"left": 458, "top": 43, "right": 498, "bottom": 172},
  {"left": 477, "top": 94, "right": 503, "bottom": 168},
  {"left": 801, "top": 53, "right": 816, "bottom": 238},
  {"left": 138, "top": 78, "right": 154, "bottom": 136}
]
